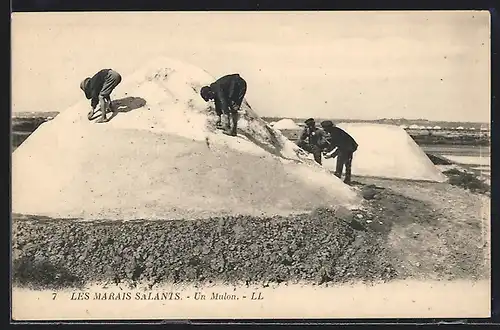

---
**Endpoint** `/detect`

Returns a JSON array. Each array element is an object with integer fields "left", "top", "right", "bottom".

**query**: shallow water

[
  {"left": 421, "top": 144, "right": 491, "bottom": 179},
  {"left": 440, "top": 155, "right": 490, "bottom": 166}
]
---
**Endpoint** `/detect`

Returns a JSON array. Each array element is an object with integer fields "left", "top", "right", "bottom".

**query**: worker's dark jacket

[
  {"left": 297, "top": 126, "right": 328, "bottom": 147},
  {"left": 210, "top": 74, "right": 247, "bottom": 115},
  {"left": 323, "top": 127, "right": 358, "bottom": 154},
  {"left": 83, "top": 69, "right": 122, "bottom": 109}
]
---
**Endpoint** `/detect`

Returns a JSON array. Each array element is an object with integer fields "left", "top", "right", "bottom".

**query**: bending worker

[
  {"left": 320, "top": 120, "right": 358, "bottom": 185},
  {"left": 296, "top": 118, "right": 328, "bottom": 165},
  {"left": 200, "top": 73, "right": 247, "bottom": 137},
  {"left": 80, "top": 69, "right": 122, "bottom": 123}
]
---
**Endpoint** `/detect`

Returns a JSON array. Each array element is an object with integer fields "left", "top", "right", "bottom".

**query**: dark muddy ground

[
  {"left": 11, "top": 179, "right": 490, "bottom": 290},
  {"left": 11, "top": 209, "right": 395, "bottom": 290}
]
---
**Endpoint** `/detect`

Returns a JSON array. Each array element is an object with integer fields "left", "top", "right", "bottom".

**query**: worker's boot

[
  {"left": 224, "top": 114, "right": 231, "bottom": 130},
  {"left": 103, "top": 99, "right": 111, "bottom": 119},
  {"left": 343, "top": 154, "right": 354, "bottom": 184},
  {"left": 87, "top": 107, "right": 95, "bottom": 120},
  {"left": 223, "top": 113, "right": 238, "bottom": 136},
  {"left": 344, "top": 165, "right": 352, "bottom": 185},
  {"left": 230, "top": 112, "right": 238, "bottom": 136},
  {"left": 215, "top": 115, "right": 223, "bottom": 129},
  {"left": 106, "top": 96, "right": 115, "bottom": 112},
  {"left": 96, "top": 100, "right": 110, "bottom": 123}
]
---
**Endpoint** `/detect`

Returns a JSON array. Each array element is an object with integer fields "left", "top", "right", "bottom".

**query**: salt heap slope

[
  {"left": 322, "top": 123, "right": 447, "bottom": 182},
  {"left": 13, "top": 57, "right": 362, "bottom": 220}
]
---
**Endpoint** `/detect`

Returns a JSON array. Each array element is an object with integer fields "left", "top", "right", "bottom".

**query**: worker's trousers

[{"left": 334, "top": 150, "right": 354, "bottom": 182}]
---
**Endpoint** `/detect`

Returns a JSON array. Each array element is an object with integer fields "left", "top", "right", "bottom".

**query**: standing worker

[
  {"left": 320, "top": 120, "right": 358, "bottom": 185},
  {"left": 200, "top": 73, "right": 247, "bottom": 137},
  {"left": 296, "top": 118, "right": 328, "bottom": 165},
  {"left": 80, "top": 69, "right": 122, "bottom": 123}
]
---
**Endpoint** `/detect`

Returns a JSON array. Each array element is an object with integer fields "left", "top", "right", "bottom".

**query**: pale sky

[{"left": 11, "top": 11, "right": 490, "bottom": 122}]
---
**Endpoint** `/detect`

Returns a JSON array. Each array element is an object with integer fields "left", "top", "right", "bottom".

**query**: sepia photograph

[{"left": 11, "top": 10, "right": 491, "bottom": 320}]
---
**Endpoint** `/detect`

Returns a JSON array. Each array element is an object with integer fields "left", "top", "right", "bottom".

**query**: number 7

[{"left": 52, "top": 293, "right": 57, "bottom": 300}]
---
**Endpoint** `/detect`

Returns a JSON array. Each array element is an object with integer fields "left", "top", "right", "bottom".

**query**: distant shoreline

[
  {"left": 263, "top": 117, "right": 490, "bottom": 131},
  {"left": 12, "top": 111, "right": 59, "bottom": 119},
  {"left": 11, "top": 112, "right": 489, "bottom": 127},
  {"left": 11, "top": 113, "right": 490, "bottom": 150}
]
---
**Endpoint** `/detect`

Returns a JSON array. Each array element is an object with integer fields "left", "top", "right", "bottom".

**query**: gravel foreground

[
  {"left": 12, "top": 182, "right": 489, "bottom": 290},
  {"left": 12, "top": 209, "right": 396, "bottom": 290}
]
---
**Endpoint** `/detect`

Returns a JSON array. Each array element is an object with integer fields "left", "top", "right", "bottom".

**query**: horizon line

[{"left": 11, "top": 111, "right": 490, "bottom": 125}]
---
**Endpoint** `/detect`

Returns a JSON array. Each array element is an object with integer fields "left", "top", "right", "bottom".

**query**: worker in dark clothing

[
  {"left": 296, "top": 118, "right": 328, "bottom": 165},
  {"left": 200, "top": 74, "right": 247, "bottom": 136},
  {"left": 320, "top": 120, "right": 358, "bottom": 184},
  {"left": 80, "top": 69, "right": 122, "bottom": 123}
]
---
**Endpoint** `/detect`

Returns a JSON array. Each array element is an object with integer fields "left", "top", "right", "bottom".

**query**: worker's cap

[
  {"left": 200, "top": 86, "right": 212, "bottom": 101},
  {"left": 305, "top": 118, "right": 315, "bottom": 125},
  {"left": 320, "top": 120, "right": 335, "bottom": 128},
  {"left": 80, "top": 78, "right": 91, "bottom": 91}
]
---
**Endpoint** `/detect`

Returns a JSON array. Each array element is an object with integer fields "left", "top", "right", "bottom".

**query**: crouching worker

[
  {"left": 80, "top": 69, "right": 122, "bottom": 123},
  {"left": 200, "top": 73, "right": 247, "bottom": 136},
  {"left": 296, "top": 118, "right": 328, "bottom": 165},
  {"left": 320, "top": 120, "right": 358, "bottom": 185}
]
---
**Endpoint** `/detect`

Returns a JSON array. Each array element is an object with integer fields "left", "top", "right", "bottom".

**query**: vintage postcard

[{"left": 11, "top": 10, "right": 491, "bottom": 321}]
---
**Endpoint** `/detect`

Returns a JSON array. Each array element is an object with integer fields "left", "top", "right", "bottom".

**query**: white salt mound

[
  {"left": 322, "top": 123, "right": 448, "bottom": 182},
  {"left": 12, "top": 57, "right": 361, "bottom": 220},
  {"left": 273, "top": 118, "right": 300, "bottom": 130}
]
